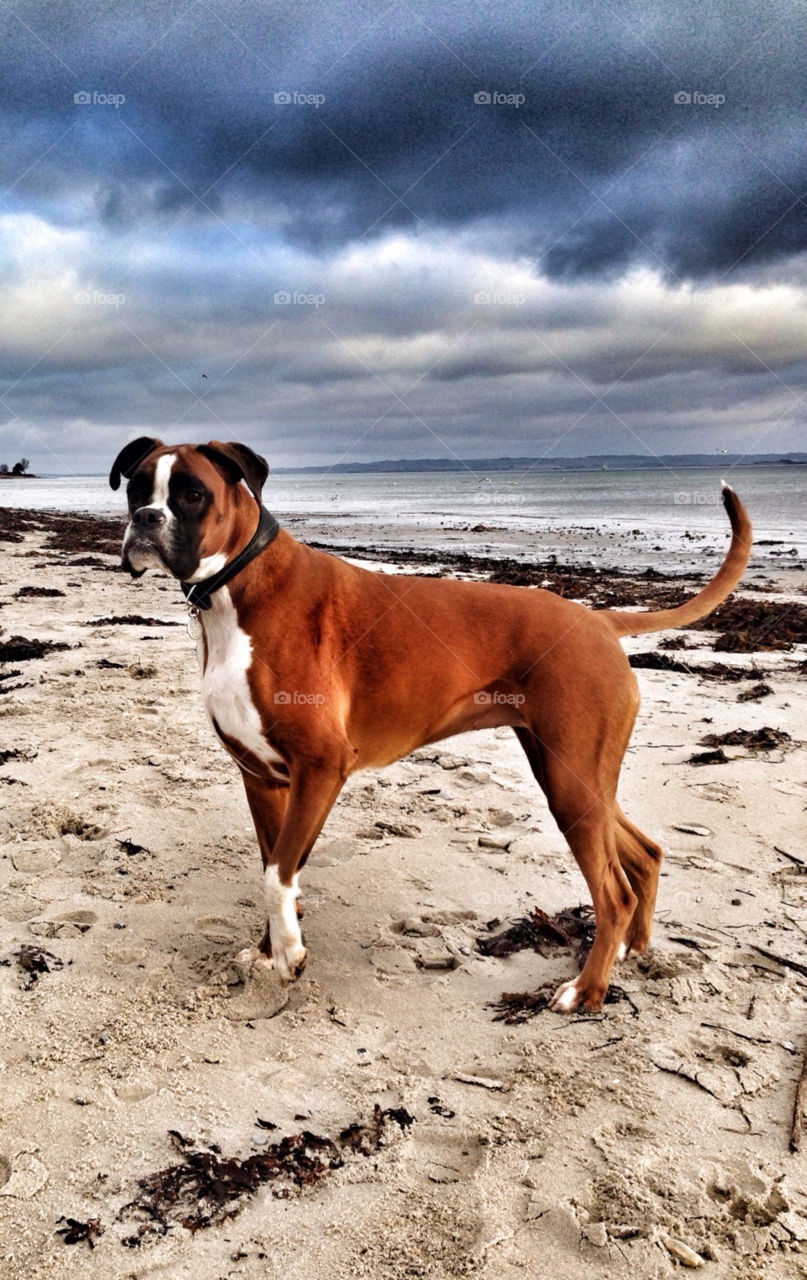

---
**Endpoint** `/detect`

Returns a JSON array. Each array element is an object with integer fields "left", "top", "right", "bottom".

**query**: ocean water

[{"left": 1, "top": 465, "right": 805, "bottom": 566}]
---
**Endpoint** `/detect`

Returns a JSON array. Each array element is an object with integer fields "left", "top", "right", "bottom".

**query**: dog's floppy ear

[
  {"left": 197, "top": 441, "right": 269, "bottom": 504},
  {"left": 109, "top": 437, "right": 163, "bottom": 490}
]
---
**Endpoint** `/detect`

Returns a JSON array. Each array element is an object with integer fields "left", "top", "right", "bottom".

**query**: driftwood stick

[
  {"left": 775, "top": 846, "right": 806, "bottom": 867},
  {"left": 700, "top": 1022, "right": 772, "bottom": 1045},
  {"left": 789, "top": 1039, "right": 807, "bottom": 1153},
  {"left": 751, "top": 945, "right": 807, "bottom": 980}
]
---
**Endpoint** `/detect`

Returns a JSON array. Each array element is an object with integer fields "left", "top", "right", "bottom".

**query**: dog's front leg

[
  {"left": 237, "top": 775, "right": 289, "bottom": 973},
  {"left": 249, "top": 764, "right": 347, "bottom": 984}
]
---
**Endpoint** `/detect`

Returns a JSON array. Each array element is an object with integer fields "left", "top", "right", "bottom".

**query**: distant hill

[{"left": 276, "top": 452, "right": 807, "bottom": 475}]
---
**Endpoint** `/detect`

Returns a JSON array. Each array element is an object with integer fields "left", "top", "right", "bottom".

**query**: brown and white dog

[{"left": 110, "top": 437, "right": 752, "bottom": 1012}]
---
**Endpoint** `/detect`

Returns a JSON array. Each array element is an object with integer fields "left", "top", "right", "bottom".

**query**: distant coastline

[
  {"left": 275, "top": 451, "right": 807, "bottom": 475},
  {"left": 0, "top": 472, "right": 38, "bottom": 479}
]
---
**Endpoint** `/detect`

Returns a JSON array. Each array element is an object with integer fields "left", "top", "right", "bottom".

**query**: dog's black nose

[{"left": 132, "top": 506, "right": 165, "bottom": 528}]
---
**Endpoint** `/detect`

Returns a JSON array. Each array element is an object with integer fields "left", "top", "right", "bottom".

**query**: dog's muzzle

[{"left": 122, "top": 507, "right": 171, "bottom": 576}]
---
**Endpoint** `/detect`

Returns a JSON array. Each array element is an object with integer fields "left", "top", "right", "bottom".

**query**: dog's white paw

[
  {"left": 549, "top": 978, "right": 582, "bottom": 1013},
  {"left": 268, "top": 929, "right": 307, "bottom": 985},
  {"left": 235, "top": 946, "right": 273, "bottom": 974},
  {"left": 264, "top": 867, "right": 306, "bottom": 985},
  {"left": 616, "top": 941, "right": 628, "bottom": 962}
]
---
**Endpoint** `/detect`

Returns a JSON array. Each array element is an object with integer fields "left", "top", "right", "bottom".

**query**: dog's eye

[{"left": 182, "top": 491, "right": 204, "bottom": 505}]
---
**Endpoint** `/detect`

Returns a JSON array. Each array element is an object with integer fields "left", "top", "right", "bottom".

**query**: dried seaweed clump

[
  {"left": 700, "top": 726, "right": 790, "bottom": 751},
  {"left": 476, "top": 905, "right": 595, "bottom": 961},
  {"left": 120, "top": 1105, "right": 414, "bottom": 1244}
]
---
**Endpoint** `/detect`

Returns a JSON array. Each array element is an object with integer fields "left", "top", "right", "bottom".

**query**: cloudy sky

[{"left": 1, "top": 0, "right": 805, "bottom": 472}]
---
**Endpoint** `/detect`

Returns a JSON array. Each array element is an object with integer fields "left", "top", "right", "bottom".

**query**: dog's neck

[
  {"left": 195, "top": 524, "right": 295, "bottom": 624},
  {"left": 181, "top": 493, "right": 280, "bottom": 611}
]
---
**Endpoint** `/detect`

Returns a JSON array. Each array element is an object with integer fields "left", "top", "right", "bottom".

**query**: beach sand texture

[{"left": 0, "top": 508, "right": 806, "bottom": 1278}]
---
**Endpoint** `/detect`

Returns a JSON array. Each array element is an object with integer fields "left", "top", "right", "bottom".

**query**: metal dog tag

[{"left": 187, "top": 608, "right": 203, "bottom": 641}]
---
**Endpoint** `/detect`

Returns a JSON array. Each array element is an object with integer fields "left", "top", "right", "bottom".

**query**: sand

[{"left": 0, "top": 512, "right": 806, "bottom": 1278}]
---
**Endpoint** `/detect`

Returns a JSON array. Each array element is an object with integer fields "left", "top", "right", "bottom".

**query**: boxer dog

[{"left": 110, "top": 437, "right": 752, "bottom": 1011}]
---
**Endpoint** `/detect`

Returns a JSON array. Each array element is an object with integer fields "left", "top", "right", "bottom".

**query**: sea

[{"left": 1, "top": 465, "right": 805, "bottom": 571}]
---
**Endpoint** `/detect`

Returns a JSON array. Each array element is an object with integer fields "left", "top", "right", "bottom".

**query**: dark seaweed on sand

[
  {"left": 629, "top": 653, "right": 768, "bottom": 682},
  {"left": 690, "top": 597, "right": 807, "bottom": 650},
  {"left": 55, "top": 1217, "right": 104, "bottom": 1248},
  {"left": 84, "top": 615, "right": 181, "bottom": 627},
  {"left": 119, "top": 1105, "right": 415, "bottom": 1243},
  {"left": 687, "top": 747, "right": 731, "bottom": 765},
  {"left": 700, "top": 726, "right": 790, "bottom": 751},
  {"left": 14, "top": 945, "right": 63, "bottom": 988},
  {"left": 0, "top": 635, "right": 71, "bottom": 662},
  {"left": 477, "top": 905, "right": 595, "bottom": 960}
]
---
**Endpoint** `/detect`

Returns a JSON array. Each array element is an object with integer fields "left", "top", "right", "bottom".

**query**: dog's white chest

[{"left": 196, "top": 590, "right": 284, "bottom": 773}]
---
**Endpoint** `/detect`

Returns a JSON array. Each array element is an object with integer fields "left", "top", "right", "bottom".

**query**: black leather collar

[{"left": 180, "top": 504, "right": 280, "bottom": 611}]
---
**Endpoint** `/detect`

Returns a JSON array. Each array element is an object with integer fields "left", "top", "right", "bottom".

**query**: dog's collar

[{"left": 180, "top": 504, "right": 280, "bottom": 611}]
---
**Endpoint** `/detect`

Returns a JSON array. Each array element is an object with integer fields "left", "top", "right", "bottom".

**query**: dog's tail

[{"left": 605, "top": 481, "right": 752, "bottom": 638}]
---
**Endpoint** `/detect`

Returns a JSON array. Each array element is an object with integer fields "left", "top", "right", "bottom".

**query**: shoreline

[{"left": 2, "top": 501, "right": 806, "bottom": 588}]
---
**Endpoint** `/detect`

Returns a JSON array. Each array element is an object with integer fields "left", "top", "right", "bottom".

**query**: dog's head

[{"left": 110, "top": 438, "right": 269, "bottom": 581}]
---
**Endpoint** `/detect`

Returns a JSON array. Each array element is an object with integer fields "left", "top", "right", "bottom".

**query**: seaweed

[
  {"left": 0, "top": 635, "right": 71, "bottom": 662},
  {"left": 690, "top": 597, "right": 807, "bottom": 650},
  {"left": 15, "top": 586, "right": 66, "bottom": 598},
  {"left": 737, "top": 682, "right": 773, "bottom": 702},
  {"left": 84, "top": 615, "right": 181, "bottom": 627},
  {"left": 116, "top": 838, "right": 149, "bottom": 856},
  {"left": 489, "top": 982, "right": 635, "bottom": 1024},
  {"left": 687, "top": 747, "right": 731, "bottom": 766},
  {"left": 629, "top": 652, "right": 767, "bottom": 682},
  {"left": 120, "top": 1105, "right": 414, "bottom": 1242},
  {"left": 14, "top": 945, "right": 63, "bottom": 988},
  {"left": 0, "top": 746, "right": 37, "bottom": 764},
  {"left": 489, "top": 984, "right": 555, "bottom": 1023},
  {"left": 55, "top": 1217, "right": 104, "bottom": 1248},
  {"left": 700, "top": 726, "right": 790, "bottom": 751},
  {"left": 428, "top": 1097, "right": 456, "bottom": 1118},
  {"left": 477, "top": 905, "right": 595, "bottom": 960},
  {"left": 43, "top": 514, "right": 125, "bottom": 556}
]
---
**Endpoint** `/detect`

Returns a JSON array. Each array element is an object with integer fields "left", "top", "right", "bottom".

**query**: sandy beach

[{"left": 1, "top": 504, "right": 806, "bottom": 1279}]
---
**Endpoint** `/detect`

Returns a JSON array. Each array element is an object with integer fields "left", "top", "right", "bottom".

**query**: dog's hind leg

[
  {"left": 614, "top": 805, "right": 662, "bottom": 958},
  {"left": 514, "top": 727, "right": 637, "bottom": 1012},
  {"left": 548, "top": 789, "right": 636, "bottom": 1012}
]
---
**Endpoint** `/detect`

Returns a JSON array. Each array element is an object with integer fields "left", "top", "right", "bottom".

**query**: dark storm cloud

[
  {"left": 0, "top": 0, "right": 805, "bottom": 473},
  {"left": 1, "top": 0, "right": 805, "bottom": 280}
]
